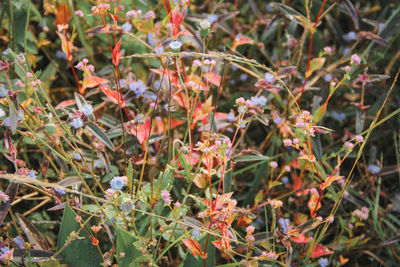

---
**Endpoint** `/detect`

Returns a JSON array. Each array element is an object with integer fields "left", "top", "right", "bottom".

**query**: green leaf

[
  {"left": 86, "top": 121, "right": 114, "bottom": 150},
  {"left": 355, "top": 110, "right": 365, "bottom": 135},
  {"left": 233, "top": 155, "right": 270, "bottom": 162},
  {"left": 56, "top": 203, "right": 102, "bottom": 266},
  {"left": 224, "top": 161, "right": 232, "bottom": 193},
  {"left": 116, "top": 227, "right": 141, "bottom": 267},
  {"left": 9, "top": 97, "right": 19, "bottom": 134}
]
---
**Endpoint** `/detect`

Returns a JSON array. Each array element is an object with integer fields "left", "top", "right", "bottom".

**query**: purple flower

[
  {"left": 161, "top": 190, "right": 171, "bottom": 204},
  {"left": 319, "top": 258, "right": 329, "bottom": 267},
  {"left": 14, "top": 236, "right": 24, "bottom": 249},
  {"left": 343, "top": 31, "right": 356, "bottom": 42},
  {"left": 227, "top": 112, "right": 235, "bottom": 122},
  {"left": 351, "top": 54, "right": 361, "bottom": 65},
  {"left": 129, "top": 80, "right": 147, "bottom": 97},
  {"left": 240, "top": 74, "right": 248, "bottom": 81},
  {"left": 28, "top": 170, "right": 36, "bottom": 179},
  {"left": 54, "top": 188, "right": 66, "bottom": 195}
]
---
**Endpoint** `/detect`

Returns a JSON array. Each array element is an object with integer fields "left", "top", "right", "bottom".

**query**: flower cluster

[{"left": 353, "top": 206, "right": 369, "bottom": 220}]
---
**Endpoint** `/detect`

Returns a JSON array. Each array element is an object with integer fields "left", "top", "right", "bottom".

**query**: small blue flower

[
  {"left": 368, "top": 164, "right": 381, "bottom": 174},
  {"left": 56, "top": 50, "right": 68, "bottom": 60},
  {"left": 192, "top": 229, "right": 200, "bottom": 238},
  {"left": 282, "top": 176, "right": 289, "bottom": 185},
  {"left": 240, "top": 122, "right": 247, "bottom": 129},
  {"left": 28, "top": 170, "right": 36, "bottom": 179},
  {"left": 147, "top": 32, "right": 155, "bottom": 46},
  {"left": 250, "top": 96, "right": 267, "bottom": 106},
  {"left": 3, "top": 117, "right": 11, "bottom": 128},
  {"left": 110, "top": 176, "right": 125, "bottom": 191},
  {"left": 343, "top": 31, "right": 356, "bottom": 42},
  {"left": 129, "top": 80, "right": 147, "bottom": 97},
  {"left": 343, "top": 47, "right": 350, "bottom": 55},
  {"left": 0, "top": 86, "right": 9, "bottom": 98},
  {"left": 231, "top": 65, "right": 238, "bottom": 71},
  {"left": 122, "top": 22, "right": 132, "bottom": 32},
  {"left": 273, "top": 117, "right": 282, "bottom": 125},
  {"left": 278, "top": 218, "right": 290, "bottom": 235},
  {"left": 154, "top": 46, "right": 164, "bottom": 54},
  {"left": 331, "top": 111, "right": 346, "bottom": 121},
  {"left": 264, "top": 73, "right": 275, "bottom": 83},
  {"left": 319, "top": 258, "right": 329, "bottom": 267},
  {"left": 143, "top": 91, "right": 157, "bottom": 101},
  {"left": 227, "top": 112, "right": 235, "bottom": 122},
  {"left": 323, "top": 74, "right": 333, "bottom": 82},
  {"left": 169, "top": 40, "right": 182, "bottom": 51},
  {"left": 265, "top": 4, "right": 274, "bottom": 12},
  {"left": 54, "top": 188, "right": 66, "bottom": 195},
  {"left": 206, "top": 14, "right": 218, "bottom": 24},
  {"left": 82, "top": 104, "right": 93, "bottom": 116},
  {"left": 14, "top": 236, "right": 24, "bottom": 249},
  {"left": 73, "top": 153, "right": 81, "bottom": 160},
  {"left": 71, "top": 117, "right": 83, "bottom": 129},
  {"left": 0, "top": 108, "right": 5, "bottom": 118},
  {"left": 240, "top": 74, "right": 248, "bottom": 81}
]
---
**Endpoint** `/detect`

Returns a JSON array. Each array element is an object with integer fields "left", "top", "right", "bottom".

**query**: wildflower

[
  {"left": 161, "top": 190, "right": 172, "bottom": 204},
  {"left": 82, "top": 104, "right": 93, "bottom": 116},
  {"left": 264, "top": 73, "right": 275, "bottom": 83},
  {"left": 129, "top": 80, "right": 147, "bottom": 97},
  {"left": 240, "top": 73, "right": 248, "bottom": 81},
  {"left": 110, "top": 176, "right": 125, "bottom": 191},
  {"left": 75, "top": 62, "right": 84, "bottom": 70},
  {"left": 327, "top": 216, "right": 334, "bottom": 223},
  {"left": 319, "top": 258, "right": 329, "bottom": 267},
  {"left": 14, "top": 236, "right": 24, "bottom": 249},
  {"left": 0, "top": 86, "right": 9, "bottom": 97},
  {"left": 126, "top": 9, "right": 142, "bottom": 19},
  {"left": 0, "top": 190, "right": 9, "bottom": 202},
  {"left": 250, "top": 96, "right": 267, "bottom": 106},
  {"left": 0, "top": 247, "right": 14, "bottom": 261},
  {"left": 246, "top": 225, "right": 255, "bottom": 242},
  {"left": 278, "top": 218, "right": 290, "bottom": 234},
  {"left": 28, "top": 170, "right": 36, "bottom": 179},
  {"left": 120, "top": 200, "right": 135, "bottom": 213},
  {"left": 227, "top": 111, "right": 235, "bottom": 122},
  {"left": 273, "top": 117, "right": 282, "bottom": 125},
  {"left": 75, "top": 215, "right": 82, "bottom": 223},
  {"left": 75, "top": 10, "right": 84, "bottom": 17},
  {"left": 355, "top": 135, "right": 364, "bottom": 142},
  {"left": 154, "top": 47, "right": 164, "bottom": 54},
  {"left": 344, "top": 65, "right": 351, "bottom": 72},
  {"left": 16, "top": 80, "right": 25, "bottom": 87},
  {"left": 174, "top": 201, "right": 181, "bottom": 207},
  {"left": 199, "top": 19, "right": 211, "bottom": 30},
  {"left": 91, "top": 225, "right": 102, "bottom": 233},
  {"left": 119, "top": 252, "right": 125, "bottom": 258},
  {"left": 351, "top": 54, "right": 361, "bottom": 65},
  {"left": 71, "top": 117, "right": 83, "bottom": 129},
  {"left": 282, "top": 176, "right": 289, "bottom": 185},
  {"left": 269, "top": 199, "right": 283, "bottom": 208},
  {"left": 87, "top": 64, "right": 95, "bottom": 72},
  {"left": 169, "top": 40, "right": 182, "bottom": 51},
  {"left": 269, "top": 161, "right": 278, "bottom": 168},
  {"left": 145, "top": 11, "right": 155, "bottom": 20},
  {"left": 367, "top": 164, "right": 380, "bottom": 174},
  {"left": 73, "top": 152, "right": 81, "bottom": 160},
  {"left": 323, "top": 74, "right": 333, "bottom": 82},
  {"left": 105, "top": 188, "right": 115, "bottom": 200},
  {"left": 54, "top": 188, "right": 66, "bottom": 195},
  {"left": 147, "top": 32, "right": 155, "bottom": 46},
  {"left": 0, "top": 109, "right": 5, "bottom": 118},
  {"left": 206, "top": 14, "right": 218, "bottom": 23},
  {"left": 323, "top": 46, "right": 333, "bottom": 54},
  {"left": 343, "top": 31, "right": 356, "bottom": 42},
  {"left": 292, "top": 138, "right": 299, "bottom": 145},
  {"left": 122, "top": 22, "right": 132, "bottom": 32},
  {"left": 331, "top": 111, "right": 346, "bottom": 121},
  {"left": 345, "top": 142, "right": 354, "bottom": 149},
  {"left": 192, "top": 229, "right": 200, "bottom": 238},
  {"left": 284, "top": 165, "right": 291, "bottom": 172},
  {"left": 283, "top": 139, "right": 292, "bottom": 146}
]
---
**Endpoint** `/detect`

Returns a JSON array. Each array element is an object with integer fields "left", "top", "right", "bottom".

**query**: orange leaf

[
  {"left": 81, "top": 76, "right": 109, "bottom": 94},
  {"left": 291, "top": 233, "right": 311, "bottom": 243},
  {"left": 112, "top": 38, "right": 122, "bottom": 66},
  {"left": 182, "top": 239, "right": 207, "bottom": 259},
  {"left": 321, "top": 175, "right": 343, "bottom": 190},
  {"left": 308, "top": 191, "right": 321, "bottom": 218},
  {"left": 130, "top": 118, "right": 151, "bottom": 146},
  {"left": 55, "top": 4, "right": 72, "bottom": 25},
  {"left": 100, "top": 86, "right": 126, "bottom": 107},
  {"left": 310, "top": 244, "right": 333, "bottom": 258}
]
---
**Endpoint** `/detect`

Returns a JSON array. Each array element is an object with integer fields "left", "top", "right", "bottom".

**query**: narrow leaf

[{"left": 86, "top": 121, "right": 114, "bottom": 150}]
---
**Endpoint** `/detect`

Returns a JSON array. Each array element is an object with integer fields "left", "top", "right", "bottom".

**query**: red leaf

[
  {"left": 291, "top": 233, "right": 311, "bottom": 243},
  {"left": 81, "top": 76, "right": 109, "bottom": 95},
  {"left": 100, "top": 86, "right": 126, "bottom": 107},
  {"left": 182, "top": 238, "right": 207, "bottom": 259},
  {"left": 112, "top": 38, "right": 122, "bottom": 66},
  {"left": 55, "top": 100, "right": 76, "bottom": 109},
  {"left": 311, "top": 244, "right": 333, "bottom": 258},
  {"left": 130, "top": 118, "right": 151, "bottom": 146},
  {"left": 55, "top": 4, "right": 72, "bottom": 26}
]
